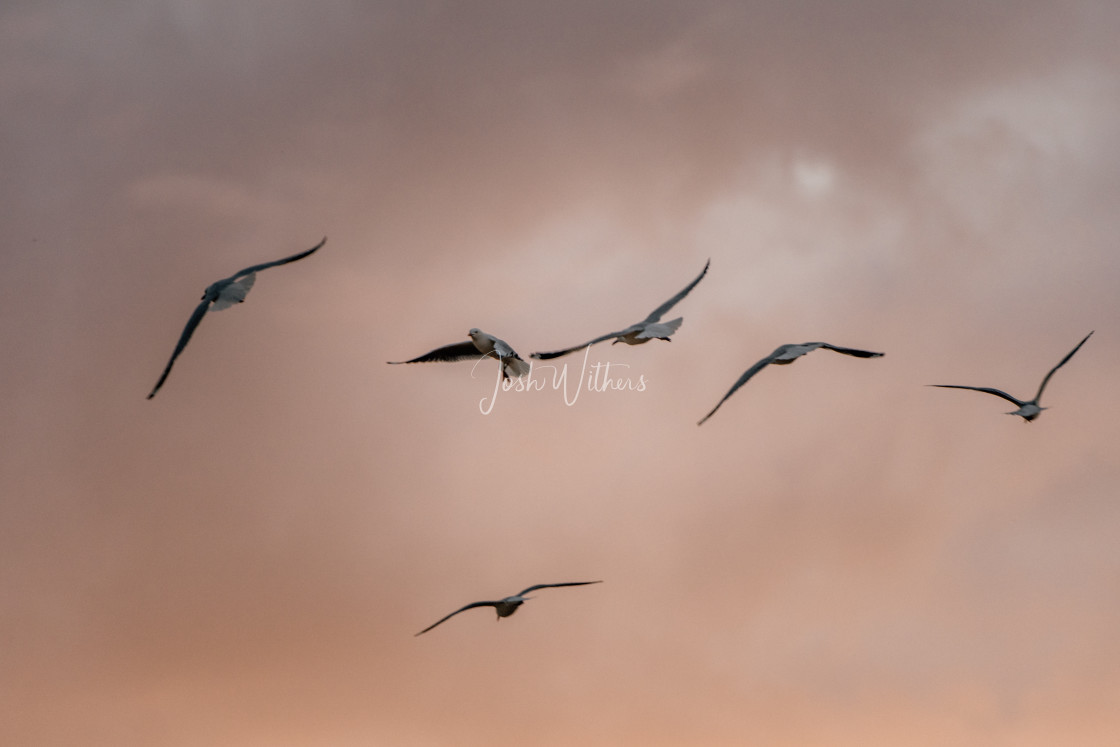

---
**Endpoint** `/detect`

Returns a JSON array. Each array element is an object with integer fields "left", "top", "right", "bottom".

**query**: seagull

[
  {"left": 147, "top": 237, "right": 326, "bottom": 399},
  {"left": 698, "top": 341, "right": 884, "bottom": 425},
  {"left": 530, "top": 259, "right": 710, "bottom": 360},
  {"left": 929, "top": 331, "right": 1093, "bottom": 422},
  {"left": 415, "top": 581, "right": 602, "bottom": 636},
  {"left": 388, "top": 328, "right": 531, "bottom": 379}
]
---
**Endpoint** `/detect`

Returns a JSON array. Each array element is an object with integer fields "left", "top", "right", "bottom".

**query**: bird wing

[
  {"left": 229, "top": 237, "right": 326, "bottom": 279},
  {"left": 642, "top": 259, "right": 710, "bottom": 323},
  {"left": 697, "top": 354, "right": 776, "bottom": 425},
  {"left": 515, "top": 581, "right": 603, "bottom": 596},
  {"left": 1034, "top": 331, "right": 1093, "bottom": 402},
  {"left": 928, "top": 384, "right": 1026, "bottom": 407},
  {"left": 414, "top": 601, "right": 498, "bottom": 636},
  {"left": 146, "top": 299, "right": 210, "bottom": 399},
  {"left": 819, "top": 342, "right": 885, "bottom": 358},
  {"left": 530, "top": 330, "right": 633, "bottom": 360},
  {"left": 388, "top": 341, "right": 483, "bottom": 365},
  {"left": 635, "top": 317, "right": 683, "bottom": 340}
]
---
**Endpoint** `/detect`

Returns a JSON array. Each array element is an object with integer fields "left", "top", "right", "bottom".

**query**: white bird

[
  {"left": 698, "top": 341, "right": 884, "bottom": 425},
  {"left": 929, "top": 331, "right": 1093, "bottom": 422},
  {"left": 415, "top": 581, "right": 602, "bottom": 636},
  {"left": 388, "top": 328, "right": 531, "bottom": 379},
  {"left": 147, "top": 237, "right": 326, "bottom": 399},
  {"left": 531, "top": 259, "right": 710, "bottom": 360}
]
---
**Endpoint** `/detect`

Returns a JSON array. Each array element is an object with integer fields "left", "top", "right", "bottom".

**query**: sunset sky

[{"left": 3, "top": 2, "right": 1120, "bottom": 745}]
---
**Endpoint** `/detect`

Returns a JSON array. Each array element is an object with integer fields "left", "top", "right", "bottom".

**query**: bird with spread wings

[
  {"left": 415, "top": 581, "right": 602, "bottom": 636},
  {"left": 698, "top": 341, "right": 884, "bottom": 425},
  {"left": 147, "top": 237, "right": 326, "bottom": 399},
  {"left": 388, "top": 328, "right": 531, "bottom": 380},
  {"left": 531, "top": 259, "right": 709, "bottom": 360},
  {"left": 929, "top": 331, "right": 1093, "bottom": 422}
]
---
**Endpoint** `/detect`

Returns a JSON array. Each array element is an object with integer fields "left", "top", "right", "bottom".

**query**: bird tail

[{"left": 503, "top": 355, "right": 532, "bottom": 379}]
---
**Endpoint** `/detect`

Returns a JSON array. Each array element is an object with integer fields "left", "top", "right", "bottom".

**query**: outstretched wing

[
  {"left": 642, "top": 259, "right": 710, "bottom": 323},
  {"left": 928, "top": 384, "right": 1026, "bottom": 408},
  {"left": 1034, "top": 331, "right": 1093, "bottom": 402},
  {"left": 388, "top": 341, "right": 482, "bottom": 365},
  {"left": 819, "top": 343, "right": 884, "bottom": 358},
  {"left": 147, "top": 299, "right": 210, "bottom": 399},
  {"left": 230, "top": 237, "right": 326, "bottom": 279},
  {"left": 530, "top": 330, "right": 632, "bottom": 360},
  {"left": 697, "top": 354, "right": 777, "bottom": 425},
  {"left": 414, "top": 601, "right": 497, "bottom": 636},
  {"left": 515, "top": 581, "right": 603, "bottom": 596}
]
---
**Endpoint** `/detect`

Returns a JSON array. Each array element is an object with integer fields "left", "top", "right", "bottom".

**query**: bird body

[
  {"left": 930, "top": 331, "right": 1093, "bottom": 422},
  {"left": 389, "top": 328, "right": 531, "bottom": 379},
  {"left": 415, "top": 581, "right": 602, "bottom": 636},
  {"left": 611, "top": 317, "right": 684, "bottom": 346},
  {"left": 205, "top": 272, "right": 257, "bottom": 311},
  {"left": 146, "top": 237, "right": 326, "bottom": 399},
  {"left": 531, "top": 259, "right": 709, "bottom": 360},
  {"left": 698, "top": 341, "right": 884, "bottom": 425}
]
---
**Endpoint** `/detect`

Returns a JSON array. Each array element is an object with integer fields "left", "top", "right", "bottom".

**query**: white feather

[{"left": 210, "top": 273, "right": 256, "bottom": 311}]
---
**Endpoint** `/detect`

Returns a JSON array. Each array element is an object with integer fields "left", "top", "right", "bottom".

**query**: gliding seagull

[
  {"left": 531, "top": 259, "right": 710, "bottom": 360},
  {"left": 389, "top": 328, "right": 531, "bottom": 379},
  {"left": 147, "top": 237, "right": 326, "bottom": 399},
  {"left": 415, "top": 581, "right": 602, "bottom": 636},
  {"left": 698, "top": 341, "right": 884, "bottom": 425},
  {"left": 929, "top": 331, "right": 1093, "bottom": 422}
]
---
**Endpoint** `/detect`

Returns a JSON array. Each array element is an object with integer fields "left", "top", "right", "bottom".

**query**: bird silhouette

[
  {"left": 698, "top": 341, "right": 884, "bottom": 425},
  {"left": 415, "top": 581, "right": 602, "bottom": 636},
  {"left": 929, "top": 331, "right": 1093, "bottom": 422},
  {"left": 389, "top": 328, "right": 531, "bottom": 379},
  {"left": 531, "top": 260, "right": 709, "bottom": 360},
  {"left": 147, "top": 237, "right": 326, "bottom": 399}
]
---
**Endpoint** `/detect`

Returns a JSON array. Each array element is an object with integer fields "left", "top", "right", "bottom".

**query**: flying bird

[
  {"left": 389, "top": 328, "right": 531, "bottom": 379},
  {"left": 147, "top": 237, "right": 326, "bottom": 399},
  {"left": 929, "top": 331, "right": 1093, "bottom": 422},
  {"left": 415, "top": 581, "right": 602, "bottom": 636},
  {"left": 531, "top": 259, "right": 710, "bottom": 360},
  {"left": 698, "top": 341, "right": 884, "bottom": 425}
]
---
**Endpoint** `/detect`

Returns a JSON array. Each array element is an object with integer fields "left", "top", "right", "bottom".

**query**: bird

[
  {"left": 929, "top": 331, "right": 1093, "bottom": 422},
  {"left": 146, "top": 237, "right": 326, "bottom": 399},
  {"left": 698, "top": 341, "right": 884, "bottom": 425},
  {"left": 414, "top": 581, "right": 602, "bottom": 636},
  {"left": 388, "top": 328, "right": 531, "bottom": 380},
  {"left": 530, "top": 259, "right": 710, "bottom": 360}
]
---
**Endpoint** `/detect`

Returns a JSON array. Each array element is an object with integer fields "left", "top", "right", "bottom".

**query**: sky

[{"left": 2, "top": 1, "right": 1120, "bottom": 744}]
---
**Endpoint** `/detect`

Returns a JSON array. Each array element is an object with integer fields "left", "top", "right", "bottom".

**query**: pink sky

[{"left": 2, "top": 2, "right": 1120, "bottom": 744}]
